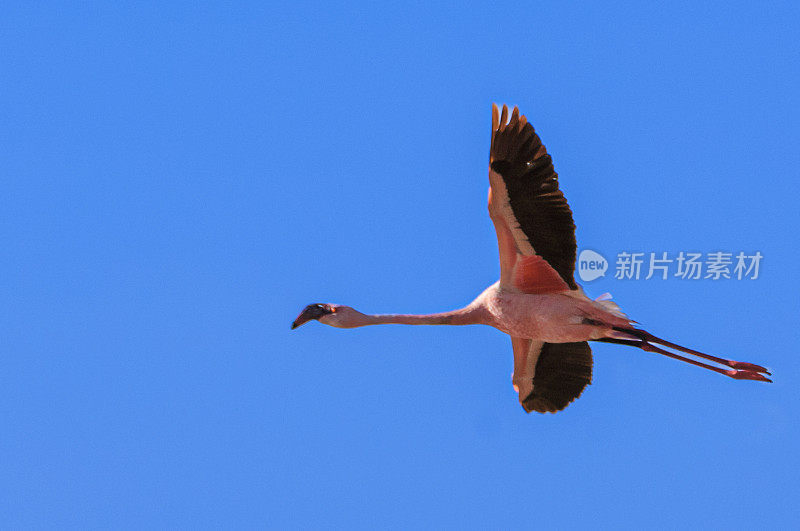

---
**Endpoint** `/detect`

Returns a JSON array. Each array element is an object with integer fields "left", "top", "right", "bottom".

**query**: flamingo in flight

[{"left": 292, "top": 104, "right": 771, "bottom": 414}]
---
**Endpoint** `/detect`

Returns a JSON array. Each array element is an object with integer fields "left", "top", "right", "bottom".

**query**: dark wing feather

[
  {"left": 490, "top": 104, "right": 578, "bottom": 289},
  {"left": 521, "top": 342, "right": 593, "bottom": 413}
]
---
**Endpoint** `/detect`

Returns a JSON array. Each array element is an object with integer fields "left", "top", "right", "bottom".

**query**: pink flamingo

[{"left": 292, "top": 104, "right": 771, "bottom": 413}]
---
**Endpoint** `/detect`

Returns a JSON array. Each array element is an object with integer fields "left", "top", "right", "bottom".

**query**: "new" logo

[{"left": 577, "top": 249, "right": 608, "bottom": 282}]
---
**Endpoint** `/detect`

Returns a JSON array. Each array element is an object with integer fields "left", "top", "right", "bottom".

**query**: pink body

[{"left": 477, "top": 283, "right": 629, "bottom": 342}]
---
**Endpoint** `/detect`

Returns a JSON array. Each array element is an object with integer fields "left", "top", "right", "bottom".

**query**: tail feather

[{"left": 593, "top": 292, "right": 634, "bottom": 323}]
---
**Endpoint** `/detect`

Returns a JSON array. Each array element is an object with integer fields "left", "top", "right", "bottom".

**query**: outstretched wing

[
  {"left": 511, "top": 338, "right": 593, "bottom": 414},
  {"left": 488, "top": 104, "right": 578, "bottom": 290}
]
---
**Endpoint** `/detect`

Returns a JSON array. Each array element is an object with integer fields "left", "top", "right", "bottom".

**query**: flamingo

[{"left": 292, "top": 104, "right": 771, "bottom": 414}]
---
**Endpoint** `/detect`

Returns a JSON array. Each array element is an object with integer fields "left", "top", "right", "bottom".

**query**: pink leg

[
  {"left": 598, "top": 337, "right": 772, "bottom": 383},
  {"left": 613, "top": 327, "right": 770, "bottom": 374},
  {"left": 639, "top": 341, "right": 772, "bottom": 382}
]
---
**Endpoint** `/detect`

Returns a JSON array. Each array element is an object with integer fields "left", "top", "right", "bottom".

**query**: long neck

[{"left": 358, "top": 306, "right": 486, "bottom": 327}]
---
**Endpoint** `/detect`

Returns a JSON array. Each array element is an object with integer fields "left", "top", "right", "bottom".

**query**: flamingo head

[{"left": 291, "top": 303, "right": 363, "bottom": 329}]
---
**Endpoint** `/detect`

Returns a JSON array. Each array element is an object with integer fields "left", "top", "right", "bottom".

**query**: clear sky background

[{"left": 2, "top": 2, "right": 799, "bottom": 528}]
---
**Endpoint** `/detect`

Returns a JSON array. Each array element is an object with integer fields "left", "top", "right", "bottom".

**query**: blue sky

[{"left": 2, "top": 2, "right": 799, "bottom": 528}]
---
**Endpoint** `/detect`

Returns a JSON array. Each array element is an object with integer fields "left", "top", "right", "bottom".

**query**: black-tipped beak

[
  {"left": 291, "top": 304, "right": 332, "bottom": 330},
  {"left": 290, "top": 316, "right": 310, "bottom": 330}
]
